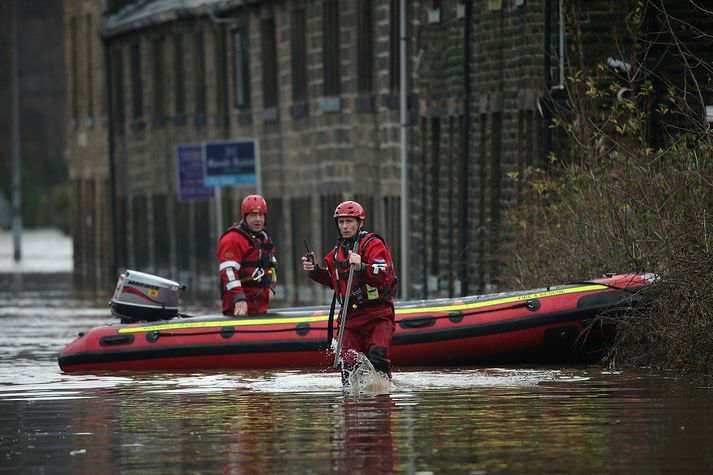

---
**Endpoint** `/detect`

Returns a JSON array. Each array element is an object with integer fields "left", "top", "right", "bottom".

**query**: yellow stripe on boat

[
  {"left": 398, "top": 284, "right": 607, "bottom": 315},
  {"left": 118, "top": 283, "right": 608, "bottom": 334},
  {"left": 119, "top": 315, "right": 331, "bottom": 333}
]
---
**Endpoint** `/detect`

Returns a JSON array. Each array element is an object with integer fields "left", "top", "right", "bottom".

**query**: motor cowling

[{"left": 110, "top": 270, "right": 182, "bottom": 323}]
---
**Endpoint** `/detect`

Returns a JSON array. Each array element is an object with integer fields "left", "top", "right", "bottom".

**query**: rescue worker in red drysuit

[
  {"left": 302, "top": 201, "right": 398, "bottom": 383},
  {"left": 217, "top": 195, "right": 277, "bottom": 315}
]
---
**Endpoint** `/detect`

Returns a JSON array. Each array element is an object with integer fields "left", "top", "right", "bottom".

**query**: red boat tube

[{"left": 58, "top": 273, "right": 655, "bottom": 372}]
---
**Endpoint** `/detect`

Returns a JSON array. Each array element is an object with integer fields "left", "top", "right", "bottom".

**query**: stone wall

[
  {"left": 66, "top": 0, "right": 711, "bottom": 305},
  {"left": 104, "top": 1, "right": 409, "bottom": 305},
  {"left": 64, "top": 0, "right": 111, "bottom": 290}
]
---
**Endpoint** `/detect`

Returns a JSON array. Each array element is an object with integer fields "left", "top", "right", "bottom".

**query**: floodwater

[{"left": 2, "top": 231, "right": 713, "bottom": 473}]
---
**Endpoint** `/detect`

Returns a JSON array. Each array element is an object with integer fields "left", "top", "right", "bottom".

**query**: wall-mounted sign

[
  {"left": 176, "top": 144, "right": 215, "bottom": 201},
  {"left": 203, "top": 139, "right": 261, "bottom": 187}
]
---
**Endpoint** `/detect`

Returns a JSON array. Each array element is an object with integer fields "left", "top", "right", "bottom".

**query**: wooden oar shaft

[{"left": 332, "top": 240, "right": 359, "bottom": 368}]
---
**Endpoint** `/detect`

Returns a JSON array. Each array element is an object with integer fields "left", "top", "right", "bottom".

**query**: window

[
  {"left": 354, "top": 194, "right": 374, "bottom": 230},
  {"left": 85, "top": 14, "right": 94, "bottom": 120},
  {"left": 174, "top": 33, "right": 185, "bottom": 117},
  {"left": 383, "top": 195, "right": 401, "bottom": 280},
  {"left": 356, "top": 0, "right": 373, "bottom": 94},
  {"left": 430, "top": 117, "right": 440, "bottom": 276},
  {"left": 194, "top": 31, "right": 207, "bottom": 117},
  {"left": 175, "top": 201, "right": 191, "bottom": 274},
  {"left": 116, "top": 196, "right": 128, "bottom": 269},
  {"left": 516, "top": 110, "right": 534, "bottom": 197},
  {"left": 320, "top": 194, "right": 342, "bottom": 255},
  {"left": 194, "top": 201, "right": 213, "bottom": 276},
  {"left": 130, "top": 41, "right": 143, "bottom": 120},
  {"left": 152, "top": 36, "right": 165, "bottom": 125},
  {"left": 389, "top": 0, "right": 400, "bottom": 92},
  {"left": 322, "top": 0, "right": 340, "bottom": 97},
  {"left": 261, "top": 17, "right": 278, "bottom": 109},
  {"left": 72, "top": 180, "right": 83, "bottom": 272},
  {"left": 490, "top": 112, "right": 502, "bottom": 225},
  {"left": 132, "top": 195, "right": 149, "bottom": 267},
  {"left": 70, "top": 16, "right": 79, "bottom": 122},
  {"left": 290, "top": 197, "right": 312, "bottom": 304},
  {"left": 420, "top": 117, "right": 428, "bottom": 293},
  {"left": 152, "top": 194, "right": 169, "bottom": 273},
  {"left": 233, "top": 28, "right": 250, "bottom": 108},
  {"left": 111, "top": 45, "right": 124, "bottom": 132},
  {"left": 477, "top": 113, "right": 487, "bottom": 290},
  {"left": 448, "top": 116, "right": 464, "bottom": 297},
  {"left": 215, "top": 28, "right": 228, "bottom": 127},
  {"left": 489, "top": 112, "right": 502, "bottom": 282},
  {"left": 266, "top": 199, "right": 283, "bottom": 276},
  {"left": 290, "top": 8, "right": 307, "bottom": 102}
]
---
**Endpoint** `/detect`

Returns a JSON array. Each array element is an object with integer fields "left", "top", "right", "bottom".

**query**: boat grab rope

[
  {"left": 126, "top": 300, "right": 546, "bottom": 339},
  {"left": 152, "top": 327, "right": 320, "bottom": 337}
]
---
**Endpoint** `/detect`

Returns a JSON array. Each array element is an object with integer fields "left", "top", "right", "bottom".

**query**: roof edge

[{"left": 101, "top": 0, "right": 258, "bottom": 38}]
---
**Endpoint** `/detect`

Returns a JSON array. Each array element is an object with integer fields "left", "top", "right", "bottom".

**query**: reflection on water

[{"left": 2, "top": 274, "right": 713, "bottom": 473}]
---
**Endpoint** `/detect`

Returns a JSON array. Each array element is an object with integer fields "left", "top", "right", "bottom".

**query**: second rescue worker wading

[
  {"left": 217, "top": 195, "right": 277, "bottom": 316},
  {"left": 302, "top": 201, "right": 398, "bottom": 381}
]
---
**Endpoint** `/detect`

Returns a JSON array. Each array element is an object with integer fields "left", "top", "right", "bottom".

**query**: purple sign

[{"left": 176, "top": 145, "right": 215, "bottom": 201}]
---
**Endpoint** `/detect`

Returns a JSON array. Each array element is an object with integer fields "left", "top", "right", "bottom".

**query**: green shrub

[{"left": 502, "top": 0, "right": 713, "bottom": 379}]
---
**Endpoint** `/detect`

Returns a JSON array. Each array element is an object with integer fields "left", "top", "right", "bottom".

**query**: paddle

[{"left": 332, "top": 239, "right": 360, "bottom": 368}]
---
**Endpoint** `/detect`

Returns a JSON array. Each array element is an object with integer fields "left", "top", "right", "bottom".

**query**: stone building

[
  {"left": 64, "top": 0, "right": 111, "bottom": 290},
  {"left": 65, "top": 0, "right": 712, "bottom": 305},
  {"left": 101, "top": 0, "right": 413, "bottom": 305}
]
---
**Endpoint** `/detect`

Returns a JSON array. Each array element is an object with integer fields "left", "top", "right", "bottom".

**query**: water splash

[{"left": 342, "top": 351, "right": 392, "bottom": 395}]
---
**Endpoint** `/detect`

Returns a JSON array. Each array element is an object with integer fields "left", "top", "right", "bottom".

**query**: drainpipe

[
  {"left": 399, "top": 0, "right": 409, "bottom": 300},
  {"left": 460, "top": 0, "right": 472, "bottom": 296},
  {"left": 11, "top": 0, "right": 22, "bottom": 261},
  {"left": 553, "top": 0, "right": 565, "bottom": 91},
  {"left": 543, "top": 0, "right": 553, "bottom": 169},
  {"left": 103, "top": 34, "right": 118, "bottom": 278}
]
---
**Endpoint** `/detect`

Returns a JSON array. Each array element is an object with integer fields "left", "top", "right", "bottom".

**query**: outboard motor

[{"left": 110, "top": 270, "right": 182, "bottom": 323}]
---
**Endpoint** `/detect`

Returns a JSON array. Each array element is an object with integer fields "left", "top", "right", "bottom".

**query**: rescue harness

[
  {"left": 333, "top": 231, "right": 398, "bottom": 306},
  {"left": 222, "top": 223, "right": 277, "bottom": 290}
]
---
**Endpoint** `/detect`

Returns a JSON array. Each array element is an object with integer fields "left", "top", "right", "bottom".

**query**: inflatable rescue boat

[{"left": 58, "top": 271, "right": 655, "bottom": 372}]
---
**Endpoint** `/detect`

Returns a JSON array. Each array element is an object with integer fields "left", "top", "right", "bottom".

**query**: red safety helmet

[
  {"left": 333, "top": 201, "right": 365, "bottom": 223},
  {"left": 241, "top": 195, "right": 267, "bottom": 219}
]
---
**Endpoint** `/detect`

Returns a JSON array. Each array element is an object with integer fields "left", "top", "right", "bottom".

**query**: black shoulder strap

[
  {"left": 219, "top": 224, "right": 239, "bottom": 240},
  {"left": 233, "top": 225, "right": 255, "bottom": 242},
  {"left": 230, "top": 225, "right": 274, "bottom": 251},
  {"left": 361, "top": 232, "right": 398, "bottom": 282},
  {"left": 221, "top": 223, "right": 253, "bottom": 243},
  {"left": 360, "top": 233, "right": 388, "bottom": 254}
]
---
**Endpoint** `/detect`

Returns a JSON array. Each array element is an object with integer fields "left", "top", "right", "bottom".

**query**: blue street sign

[
  {"left": 176, "top": 144, "right": 215, "bottom": 201},
  {"left": 203, "top": 139, "right": 260, "bottom": 187}
]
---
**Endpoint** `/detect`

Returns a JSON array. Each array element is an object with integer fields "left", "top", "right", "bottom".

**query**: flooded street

[{"left": 2, "top": 232, "right": 713, "bottom": 473}]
